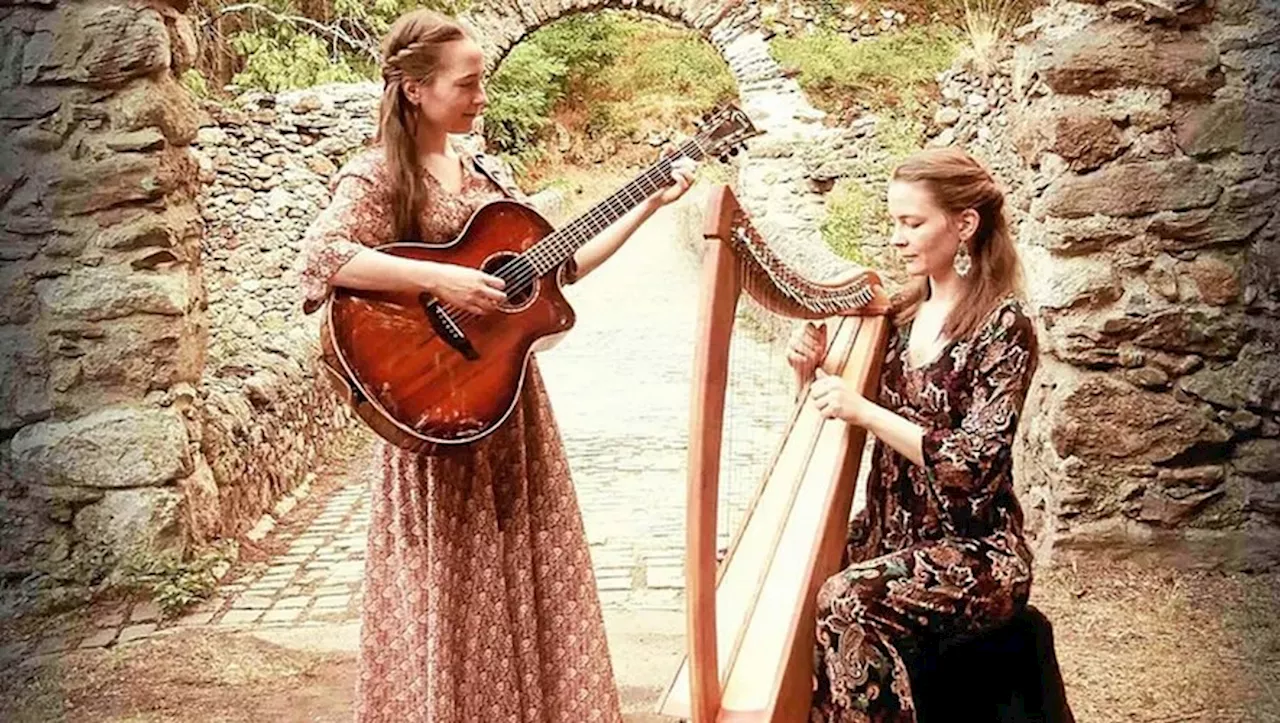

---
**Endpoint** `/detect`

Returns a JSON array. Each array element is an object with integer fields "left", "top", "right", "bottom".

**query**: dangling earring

[{"left": 954, "top": 243, "right": 972, "bottom": 277}]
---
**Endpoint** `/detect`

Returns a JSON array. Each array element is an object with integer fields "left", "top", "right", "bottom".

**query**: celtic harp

[{"left": 658, "top": 184, "right": 891, "bottom": 722}]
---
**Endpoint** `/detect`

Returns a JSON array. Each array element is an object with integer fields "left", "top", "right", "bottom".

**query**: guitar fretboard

[{"left": 523, "top": 136, "right": 708, "bottom": 277}]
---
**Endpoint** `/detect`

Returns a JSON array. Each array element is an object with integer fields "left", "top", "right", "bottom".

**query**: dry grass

[
  {"left": 1032, "top": 553, "right": 1280, "bottom": 722},
  {"left": 957, "top": 0, "right": 1036, "bottom": 74}
]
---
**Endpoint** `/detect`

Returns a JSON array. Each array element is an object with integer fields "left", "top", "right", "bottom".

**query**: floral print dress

[
  {"left": 810, "top": 298, "right": 1038, "bottom": 723},
  {"left": 297, "top": 146, "right": 622, "bottom": 723}
]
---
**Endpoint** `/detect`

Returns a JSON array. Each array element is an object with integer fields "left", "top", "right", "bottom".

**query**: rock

[
  {"left": 1185, "top": 255, "right": 1239, "bottom": 305},
  {"left": 74, "top": 488, "right": 183, "bottom": 561},
  {"left": 106, "top": 76, "right": 204, "bottom": 146},
  {"left": 1233, "top": 439, "right": 1280, "bottom": 482},
  {"left": 104, "top": 129, "right": 167, "bottom": 153},
  {"left": 1179, "top": 344, "right": 1280, "bottom": 412},
  {"left": 1125, "top": 366, "right": 1170, "bottom": 389},
  {"left": 0, "top": 330, "right": 52, "bottom": 431},
  {"left": 11, "top": 406, "right": 190, "bottom": 488},
  {"left": 196, "top": 127, "right": 229, "bottom": 146},
  {"left": 1014, "top": 103, "right": 1127, "bottom": 170},
  {"left": 1033, "top": 19, "right": 1223, "bottom": 98},
  {"left": 934, "top": 107, "right": 961, "bottom": 126},
  {"left": 168, "top": 14, "right": 199, "bottom": 75},
  {"left": 1052, "top": 376, "right": 1227, "bottom": 464},
  {"left": 1175, "top": 98, "right": 1280, "bottom": 157},
  {"left": 1147, "top": 203, "right": 1272, "bottom": 250},
  {"left": 25, "top": 5, "right": 171, "bottom": 87},
  {"left": 179, "top": 457, "right": 222, "bottom": 545},
  {"left": 291, "top": 93, "right": 323, "bottom": 114},
  {"left": 1135, "top": 486, "right": 1224, "bottom": 526},
  {"left": 307, "top": 155, "right": 336, "bottom": 176},
  {"left": 1024, "top": 247, "right": 1120, "bottom": 309},
  {"left": 35, "top": 266, "right": 189, "bottom": 321},
  {"left": 1157, "top": 465, "right": 1225, "bottom": 491},
  {"left": 1034, "top": 158, "right": 1221, "bottom": 219},
  {"left": 52, "top": 147, "right": 198, "bottom": 215}
]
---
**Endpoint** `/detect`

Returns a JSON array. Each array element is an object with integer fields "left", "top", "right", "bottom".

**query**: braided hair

[{"left": 375, "top": 10, "right": 469, "bottom": 241}]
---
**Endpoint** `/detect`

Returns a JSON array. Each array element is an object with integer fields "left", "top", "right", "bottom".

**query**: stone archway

[{"left": 463, "top": 0, "right": 856, "bottom": 278}]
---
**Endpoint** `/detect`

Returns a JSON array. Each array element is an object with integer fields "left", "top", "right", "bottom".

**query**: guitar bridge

[{"left": 420, "top": 294, "right": 479, "bottom": 361}]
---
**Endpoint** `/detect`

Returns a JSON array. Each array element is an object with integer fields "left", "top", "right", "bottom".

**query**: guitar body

[
  {"left": 322, "top": 200, "right": 575, "bottom": 451},
  {"left": 317, "top": 103, "right": 760, "bottom": 451}
]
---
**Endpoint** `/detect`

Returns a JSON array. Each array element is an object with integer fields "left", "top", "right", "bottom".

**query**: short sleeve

[{"left": 296, "top": 154, "right": 394, "bottom": 314}]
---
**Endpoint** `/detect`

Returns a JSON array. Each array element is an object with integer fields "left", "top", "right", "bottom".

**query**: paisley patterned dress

[
  {"left": 298, "top": 147, "right": 622, "bottom": 723},
  {"left": 810, "top": 298, "right": 1038, "bottom": 723}
]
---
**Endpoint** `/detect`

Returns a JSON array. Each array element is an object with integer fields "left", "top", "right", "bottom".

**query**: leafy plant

[
  {"left": 770, "top": 25, "right": 961, "bottom": 115},
  {"left": 123, "top": 544, "right": 235, "bottom": 618}
]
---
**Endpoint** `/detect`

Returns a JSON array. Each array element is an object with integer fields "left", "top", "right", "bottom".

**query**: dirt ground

[{"left": 3, "top": 553, "right": 1277, "bottom": 723}]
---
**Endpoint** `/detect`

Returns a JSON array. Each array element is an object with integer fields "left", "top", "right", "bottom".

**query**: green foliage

[
  {"left": 485, "top": 16, "right": 628, "bottom": 158},
  {"left": 484, "top": 13, "right": 734, "bottom": 163},
  {"left": 230, "top": 24, "right": 365, "bottom": 92},
  {"left": 196, "top": 0, "right": 464, "bottom": 93},
  {"left": 485, "top": 43, "right": 571, "bottom": 157},
  {"left": 821, "top": 107, "right": 929, "bottom": 262},
  {"left": 180, "top": 69, "right": 211, "bottom": 98},
  {"left": 822, "top": 178, "right": 881, "bottom": 264},
  {"left": 591, "top": 17, "right": 737, "bottom": 136},
  {"left": 123, "top": 545, "right": 234, "bottom": 619},
  {"left": 770, "top": 25, "right": 961, "bottom": 113}
]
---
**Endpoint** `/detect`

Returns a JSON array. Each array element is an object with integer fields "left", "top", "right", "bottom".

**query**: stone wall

[
  {"left": 1009, "top": 0, "right": 1280, "bottom": 569},
  {"left": 0, "top": 0, "right": 209, "bottom": 596},
  {"left": 191, "top": 86, "right": 371, "bottom": 550}
]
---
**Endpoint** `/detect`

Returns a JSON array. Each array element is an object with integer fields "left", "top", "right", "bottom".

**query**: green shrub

[
  {"left": 820, "top": 110, "right": 927, "bottom": 261},
  {"left": 485, "top": 42, "right": 570, "bottom": 156},
  {"left": 230, "top": 24, "right": 365, "bottom": 91},
  {"left": 770, "top": 25, "right": 961, "bottom": 114}
]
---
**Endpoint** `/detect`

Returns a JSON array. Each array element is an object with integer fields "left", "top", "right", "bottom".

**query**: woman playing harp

[{"left": 792, "top": 148, "right": 1039, "bottom": 723}]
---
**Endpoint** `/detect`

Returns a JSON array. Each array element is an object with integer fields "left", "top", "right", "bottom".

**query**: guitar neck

[{"left": 526, "top": 136, "right": 707, "bottom": 276}]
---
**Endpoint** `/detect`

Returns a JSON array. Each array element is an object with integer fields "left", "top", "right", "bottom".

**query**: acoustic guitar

[{"left": 321, "top": 103, "right": 760, "bottom": 451}]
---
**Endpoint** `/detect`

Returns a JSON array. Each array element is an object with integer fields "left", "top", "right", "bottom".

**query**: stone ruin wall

[
  {"left": 1, "top": 0, "right": 212, "bottom": 591},
  {"left": 0, "top": 0, "right": 359, "bottom": 599},
  {"left": 1010, "top": 0, "right": 1280, "bottom": 569}
]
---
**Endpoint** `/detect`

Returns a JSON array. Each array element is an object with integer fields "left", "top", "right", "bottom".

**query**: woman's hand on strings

[
  {"left": 649, "top": 145, "right": 698, "bottom": 208},
  {"left": 787, "top": 322, "right": 826, "bottom": 381},
  {"left": 422, "top": 261, "right": 506, "bottom": 315},
  {"left": 811, "top": 368, "right": 869, "bottom": 426}
]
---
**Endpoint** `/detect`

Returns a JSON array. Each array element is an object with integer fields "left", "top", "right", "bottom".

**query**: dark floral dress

[{"left": 810, "top": 297, "right": 1038, "bottom": 723}]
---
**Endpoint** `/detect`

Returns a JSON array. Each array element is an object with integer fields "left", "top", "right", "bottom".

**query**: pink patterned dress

[{"left": 298, "top": 147, "right": 623, "bottom": 723}]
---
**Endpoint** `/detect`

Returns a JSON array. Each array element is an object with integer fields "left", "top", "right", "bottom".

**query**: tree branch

[{"left": 211, "top": 3, "right": 381, "bottom": 64}]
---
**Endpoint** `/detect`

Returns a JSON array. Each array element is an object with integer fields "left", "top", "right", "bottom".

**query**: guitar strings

[
  {"left": 438, "top": 139, "right": 699, "bottom": 323},
  {"left": 434, "top": 137, "right": 706, "bottom": 328}
]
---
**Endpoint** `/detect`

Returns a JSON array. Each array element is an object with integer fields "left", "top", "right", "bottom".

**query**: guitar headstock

[{"left": 693, "top": 103, "right": 761, "bottom": 162}]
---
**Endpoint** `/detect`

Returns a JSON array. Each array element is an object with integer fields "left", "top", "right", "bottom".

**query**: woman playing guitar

[{"left": 296, "top": 9, "right": 696, "bottom": 722}]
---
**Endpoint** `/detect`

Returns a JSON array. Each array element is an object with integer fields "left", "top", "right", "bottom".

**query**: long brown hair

[
  {"left": 375, "top": 10, "right": 469, "bottom": 241},
  {"left": 889, "top": 147, "right": 1023, "bottom": 342}
]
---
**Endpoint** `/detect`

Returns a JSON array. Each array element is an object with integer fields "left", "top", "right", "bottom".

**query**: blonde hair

[
  {"left": 375, "top": 10, "right": 469, "bottom": 241},
  {"left": 890, "top": 147, "right": 1024, "bottom": 342}
]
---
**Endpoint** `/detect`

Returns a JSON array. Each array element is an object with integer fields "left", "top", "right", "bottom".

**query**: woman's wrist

[
  {"left": 393, "top": 255, "right": 440, "bottom": 295},
  {"left": 845, "top": 396, "right": 875, "bottom": 427}
]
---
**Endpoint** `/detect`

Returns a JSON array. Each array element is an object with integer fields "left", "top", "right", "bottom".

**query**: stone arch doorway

[{"left": 462, "top": 0, "right": 853, "bottom": 278}]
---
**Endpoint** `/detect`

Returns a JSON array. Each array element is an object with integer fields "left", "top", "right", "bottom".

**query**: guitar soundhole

[{"left": 482, "top": 252, "right": 538, "bottom": 312}]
